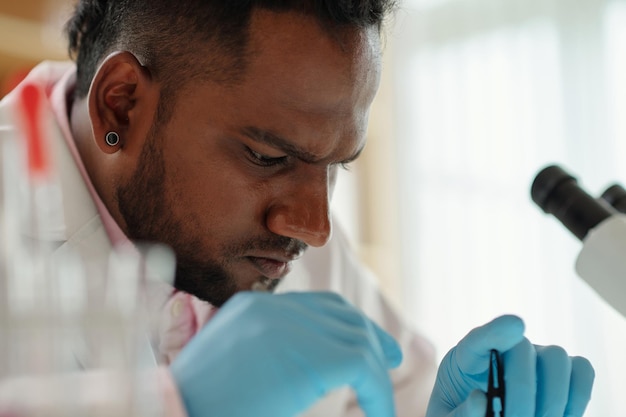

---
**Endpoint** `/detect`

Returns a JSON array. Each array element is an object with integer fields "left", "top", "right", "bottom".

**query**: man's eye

[
  {"left": 246, "top": 147, "right": 287, "bottom": 167},
  {"left": 331, "top": 161, "right": 352, "bottom": 172}
]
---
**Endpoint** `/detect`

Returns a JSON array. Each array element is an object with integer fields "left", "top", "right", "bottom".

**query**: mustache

[
  {"left": 176, "top": 233, "right": 308, "bottom": 271},
  {"left": 231, "top": 234, "right": 308, "bottom": 258}
]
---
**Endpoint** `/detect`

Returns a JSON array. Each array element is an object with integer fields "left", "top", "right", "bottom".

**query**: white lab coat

[{"left": 0, "top": 61, "right": 436, "bottom": 417}]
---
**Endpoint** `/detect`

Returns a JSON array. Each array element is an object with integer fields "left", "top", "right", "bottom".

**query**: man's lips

[{"left": 247, "top": 256, "right": 293, "bottom": 280}]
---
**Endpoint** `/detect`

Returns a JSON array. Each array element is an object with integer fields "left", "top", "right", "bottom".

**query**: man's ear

[{"left": 87, "top": 51, "right": 154, "bottom": 154}]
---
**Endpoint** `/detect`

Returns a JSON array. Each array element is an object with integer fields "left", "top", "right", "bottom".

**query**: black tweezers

[{"left": 486, "top": 349, "right": 505, "bottom": 417}]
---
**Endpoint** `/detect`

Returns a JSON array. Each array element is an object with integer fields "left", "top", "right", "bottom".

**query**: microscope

[{"left": 531, "top": 165, "right": 626, "bottom": 317}]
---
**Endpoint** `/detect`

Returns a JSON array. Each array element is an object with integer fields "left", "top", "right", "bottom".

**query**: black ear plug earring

[{"left": 105, "top": 131, "right": 120, "bottom": 146}]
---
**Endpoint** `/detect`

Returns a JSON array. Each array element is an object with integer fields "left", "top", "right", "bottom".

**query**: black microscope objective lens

[
  {"left": 601, "top": 184, "right": 626, "bottom": 214},
  {"left": 531, "top": 165, "right": 614, "bottom": 241}
]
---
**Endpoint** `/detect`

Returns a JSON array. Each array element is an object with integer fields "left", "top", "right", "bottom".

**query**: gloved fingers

[
  {"left": 283, "top": 291, "right": 348, "bottom": 312},
  {"left": 290, "top": 329, "right": 396, "bottom": 417},
  {"left": 368, "top": 319, "right": 403, "bottom": 368},
  {"left": 535, "top": 345, "right": 571, "bottom": 417},
  {"left": 287, "top": 292, "right": 376, "bottom": 328},
  {"left": 303, "top": 315, "right": 402, "bottom": 370},
  {"left": 280, "top": 292, "right": 402, "bottom": 369},
  {"left": 456, "top": 315, "right": 525, "bottom": 374},
  {"left": 563, "top": 356, "right": 595, "bottom": 417},
  {"left": 502, "top": 337, "right": 536, "bottom": 417},
  {"left": 442, "top": 390, "right": 487, "bottom": 417},
  {"left": 173, "top": 290, "right": 400, "bottom": 417},
  {"left": 349, "top": 346, "right": 397, "bottom": 417}
]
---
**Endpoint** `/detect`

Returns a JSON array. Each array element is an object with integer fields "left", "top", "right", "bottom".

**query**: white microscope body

[
  {"left": 576, "top": 215, "right": 626, "bottom": 317},
  {"left": 532, "top": 165, "right": 626, "bottom": 318}
]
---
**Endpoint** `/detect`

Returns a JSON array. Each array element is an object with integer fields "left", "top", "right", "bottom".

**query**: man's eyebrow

[
  {"left": 241, "top": 126, "right": 365, "bottom": 165},
  {"left": 241, "top": 127, "right": 320, "bottom": 163}
]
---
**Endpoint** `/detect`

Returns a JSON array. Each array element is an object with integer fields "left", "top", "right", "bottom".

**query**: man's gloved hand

[
  {"left": 170, "top": 291, "right": 402, "bottom": 417},
  {"left": 426, "top": 315, "right": 595, "bottom": 417}
]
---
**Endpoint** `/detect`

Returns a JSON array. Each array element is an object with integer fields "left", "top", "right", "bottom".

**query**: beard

[{"left": 115, "top": 126, "right": 306, "bottom": 307}]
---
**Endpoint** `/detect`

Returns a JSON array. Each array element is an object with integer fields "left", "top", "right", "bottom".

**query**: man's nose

[{"left": 266, "top": 175, "right": 332, "bottom": 248}]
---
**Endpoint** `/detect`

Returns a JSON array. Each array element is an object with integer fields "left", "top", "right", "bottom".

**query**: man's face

[{"left": 116, "top": 10, "right": 382, "bottom": 306}]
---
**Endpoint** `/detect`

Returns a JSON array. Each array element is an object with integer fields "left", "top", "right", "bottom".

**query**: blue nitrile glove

[
  {"left": 426, "top": 315, "right": 595, "bottom": 417},
  {"left": 170, "top": 291, "right": 402, "bottom": 417}
]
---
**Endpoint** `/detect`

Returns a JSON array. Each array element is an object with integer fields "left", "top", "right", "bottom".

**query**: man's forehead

[
  {"left": 177, "top": 9, "right": 380, "bottom": 166},
  {"left": 240, "top": 9, "right": 382, "bottom": 116},
  {"left": 247, "top": 9, "right": 381, "bottom": 74}
]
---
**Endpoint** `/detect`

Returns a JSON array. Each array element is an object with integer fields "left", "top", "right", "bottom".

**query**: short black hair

[{"left": 65, "top": 0, "right": 397, "bottom": 100}]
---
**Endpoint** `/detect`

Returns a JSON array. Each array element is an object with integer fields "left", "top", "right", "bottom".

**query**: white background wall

[{"left": 347, "top": 0, "right": 626, "bottom": 415}]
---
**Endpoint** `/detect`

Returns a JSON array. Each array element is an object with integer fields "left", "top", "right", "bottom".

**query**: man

[{"left": 0, "top": 1, "right": 594, "bottom": 416}]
